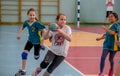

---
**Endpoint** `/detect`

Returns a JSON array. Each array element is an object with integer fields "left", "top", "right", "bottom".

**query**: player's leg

[
  {"left": 31, "top": 50, "right": 55, "bottom": 76},
  {"left": 34, "top": 44, "right": 41, "bottom": 60},
  {"left": 43, "top": 55, "right": 65, "bottom": 76},
  {"left": 22, "top": 41, "right": 33, "bottom": 71},
  {"left": 99, "top": 49, "right": 109, "bottom": 76},
  {"left": 15, "top": 41, "right": 33, "bottom": 76},
  {"left": 105, "top": 11, "right": 109, "bottom": 23},
  {"left": 108, "top": 51, "right": 117, "bottom": 76},
  {"left": 21, "top": 50, "right": 29, "bottom": 71},
  {"left": 115, "top": 60, "right": 120, "bottom": 76}
]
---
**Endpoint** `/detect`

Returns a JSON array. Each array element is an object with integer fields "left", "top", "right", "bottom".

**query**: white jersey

[
  {"left": 49, "top": 25, "right": 72, "bottom": 57},
  {"left": 106, "top": 0, "right": 114, "bottom": 11}
]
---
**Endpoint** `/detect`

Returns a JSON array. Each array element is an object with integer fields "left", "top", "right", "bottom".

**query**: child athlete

[
  {"left": 96, "top": 12, "right": 119, "bottom": 76},
  {"left": 15, "top": 8, "right": 46, "bottom": 76},
  {"left": 31, "top": 13, "right": 72, "bottom": 76}
]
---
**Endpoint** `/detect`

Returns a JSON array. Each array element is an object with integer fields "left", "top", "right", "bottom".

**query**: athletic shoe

[
  {"left": 98, "top": 72, "right": 104, "bottom": 76},
  {"left": 15, "top": 69, "right": 26, "bottom": 76},
  {"left": 108, "top": 70, "right": 113, "bottom": 76},
  {"left": 31, "top": 67, "right": 41, "bottom": 76},
  {"left": 34, "top": 55, "right": 40, "bottom": 60}
]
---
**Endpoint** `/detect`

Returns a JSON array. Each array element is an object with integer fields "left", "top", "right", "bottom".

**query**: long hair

[{"left": 27, "top": 8, "right": 39, "bottom": 21}]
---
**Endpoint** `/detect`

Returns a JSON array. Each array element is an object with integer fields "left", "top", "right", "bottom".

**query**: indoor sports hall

[{"left": 0, "top": 0, "right": 120, "bottom": 76}]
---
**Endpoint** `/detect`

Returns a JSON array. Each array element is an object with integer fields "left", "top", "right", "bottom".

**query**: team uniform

[
  {"left": 42, "top": 25, "right": 71, "bottom": 73},
  {"left": 23, "top": 20, "right": 45, "bottom": 58},
  {"left": 106, "top": 0, "right": 114, "bottom": 18},
  {"left": 32, "top": 25, "right": 72, "bottom": 76},
  {"left": 103, "top": 23, "right": 119, "bottom": 51},
  {"left": 100, "top": 23, "right": 119, "bottom": 73},
  {"left": 15, "top": 20, "right": 45, "bottom": 76},
  {"left": 49, "top": 25, "right": 71, "bottom": 57}
]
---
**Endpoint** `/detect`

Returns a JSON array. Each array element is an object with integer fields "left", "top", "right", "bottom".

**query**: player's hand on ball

[{"left": 56, "top": 29, "right": 62, "bottom": 33}]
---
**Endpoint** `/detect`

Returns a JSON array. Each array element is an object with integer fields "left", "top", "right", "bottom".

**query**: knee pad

[
  {"left": 21, "top": 52, "right": 28, "bottom": 60},
  {"left": 40, "top": 61, "right": 49, "bottom": 69}
]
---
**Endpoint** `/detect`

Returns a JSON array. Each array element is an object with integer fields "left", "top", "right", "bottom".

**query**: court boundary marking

[
  {"left": 67, "top": 57, "right": 120, "bottom": 60},
  {"left": 64, "top": 60, "right": 85, "bottom": 76}
]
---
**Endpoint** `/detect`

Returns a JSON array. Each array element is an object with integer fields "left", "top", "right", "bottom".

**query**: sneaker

[
  {"left": 108, "top": 70, "right": 113, "bottom": 76},
  {"left": 31, "top": 67, "right": 41, "bottom": 76},
  {"left": 98, "top": 72, "right": 104, "bottom": 76},
  {"left": 34, "top": 55, "right": 40, "bottom": 60},
  {"left": 15, "top": 69, "right": 26, "bottom": 76}
]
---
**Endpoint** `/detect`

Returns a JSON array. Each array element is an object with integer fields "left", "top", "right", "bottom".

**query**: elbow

[{"left": 69, "top": 39, "right": 72, "bottom": 42}]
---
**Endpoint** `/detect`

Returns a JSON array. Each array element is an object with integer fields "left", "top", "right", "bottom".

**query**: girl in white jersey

[{"left": 32, "top": 13, "right": 72, "bottom": 76}]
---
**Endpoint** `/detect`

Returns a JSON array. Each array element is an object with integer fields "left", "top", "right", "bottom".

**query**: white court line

[
  {"left": 67, "top": 57, "right": 120, "bottom": 60},
  {"left": 44, "top": 45, "right": 85, "bottom": 76},
  {"left": 64, "top": 60, "right": 85, "bottom": 76}
]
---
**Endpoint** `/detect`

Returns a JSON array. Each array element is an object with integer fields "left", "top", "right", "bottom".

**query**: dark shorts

[
  {"left": 106, "top": 11, "right": 112, "bottom": 18},
  {"left": 42, "top": 51, "right": 65, "bottom": 73},
  {"left": 24, "top": 41, "right": 41, "bottom": 56}
]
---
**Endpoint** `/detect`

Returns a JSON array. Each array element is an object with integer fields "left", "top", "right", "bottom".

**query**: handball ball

[{"left": 49, "top": 23, "right": 58, "bottom": 31}]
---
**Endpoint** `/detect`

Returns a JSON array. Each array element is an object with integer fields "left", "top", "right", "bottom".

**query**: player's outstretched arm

[{"left": 17, "top": 27, "right": 24, "bottom": 39}]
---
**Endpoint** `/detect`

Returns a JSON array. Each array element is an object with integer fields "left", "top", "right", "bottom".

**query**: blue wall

[
  {"left": 60, "top": 0, "right": 76, "bottom": 23},
  {"left": 80, "top": 0, "right": 106, "bottom": 22},
  {"left": 80, "top": 0, "right": 120, "bottom": 22},
  {"left": 60, "top": 0, "right": 120, "bottom": 23}
]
